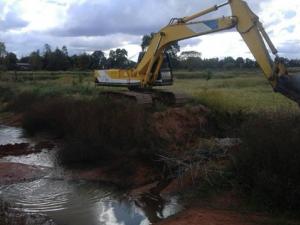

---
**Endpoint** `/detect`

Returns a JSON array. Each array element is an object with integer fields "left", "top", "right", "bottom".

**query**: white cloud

[
  {"left": 0, "top": 0, "right": 299, "bottom": 59},
  {"left": 181, "top": 0, "right": 300, "bottom": 59}
]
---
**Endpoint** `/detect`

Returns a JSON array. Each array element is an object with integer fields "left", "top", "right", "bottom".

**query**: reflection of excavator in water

[{"left": 95, "top": 0, "right": 300, "bottom": 105}]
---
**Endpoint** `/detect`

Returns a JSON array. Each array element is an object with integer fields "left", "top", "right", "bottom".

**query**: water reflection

[
  {"left": 0, "top": 149, "right": 58, "bottom": 168},
  {"left": 0, "top": 179, "right": 182, "bottom": 225},
  {"left": 0, "top": 125, "right": 29, "bottom": 145},
  {"left": 0, "top": 125, "right": 183, "bottom": 225}
]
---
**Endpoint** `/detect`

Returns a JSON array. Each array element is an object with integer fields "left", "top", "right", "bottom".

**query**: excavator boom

[{"left": 95, "top": 0, "right": 300, "bottom": 106}]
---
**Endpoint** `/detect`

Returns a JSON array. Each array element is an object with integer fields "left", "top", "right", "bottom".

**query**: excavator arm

[
  {"left": 95, "top": 0, "right": 300, "bottom": 105},
  {"left": 136, "top": 16, "right": 237, "bottom": 85}
]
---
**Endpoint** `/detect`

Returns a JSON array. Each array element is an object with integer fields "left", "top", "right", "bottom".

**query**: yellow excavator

[{"left": 94, "top": 0, "right": 300, "bottom": 105}]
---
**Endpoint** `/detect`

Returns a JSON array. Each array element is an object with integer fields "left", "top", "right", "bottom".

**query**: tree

[
  {"left": 222, "top": 56, "right": 236, "bottom": 69},
  {"left": 236, "top": 57, "right": 245, "bottom": 68},
  {"left": 58, "top": 47, "right": 71, "bottom": 70},
  {"left": 107, "top": 49, "right": 129, "bottom": 69},
  {"left": 91, "top": 50, "right": 107, "bottom": 69},
  {"left": 4, "top": 52, "right": 17, "bottom": 70},
  {"left": 62, "top": 46, "right": 68, "bottom": 56},
  {"left": 29, "top": 50, "right": 43, "bottom": 70},
  {"left": 141, "top": 33, "right": 181, "bottom": 69},
  {"left": 141, "top": 33, "right": 180, "bottom": 56},
  {"left": 244, "top": 58, "right": 256, "bottom": 68},
  {"left": 180, "top": 51, "right": 202, "bottom": 60},
  {"left": 141, "top": 33, "right": 155, "bottom": 52},
  {"left": 76, "top": 53, "right": 91, "bottom": 70},
  {"left": 49, "top": 48, "right": 70, "bottom": 71},
  {"left": 43, "top": 43, "right": 52, "bottom": 70},
  {"left": 19, "top": 56, "right": 30, "bottom": 63},
  {"left": 41, "top": 45, "right": 71, "bottom": 71}
]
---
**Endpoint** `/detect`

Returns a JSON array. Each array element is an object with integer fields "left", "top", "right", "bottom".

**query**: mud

[
  {"left": 0, "top": 162, "right": 48, "bottom": 185},
  {"left": 66, "top": 160, "right": 160, "bottom": 189},
  {"left": 157, "top": 208, "right": 267, "bottom": 225},
  {"left": 0, "top": 141, "right": 55, "bottom": 158}
]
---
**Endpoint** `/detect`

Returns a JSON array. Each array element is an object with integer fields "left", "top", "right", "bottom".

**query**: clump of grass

[
  {"left": 207, "top": 109, "right": 249, "bottom": 137},
  {"left": 233, "top": 111, "right": 300, "bottom": 212},
  {"left": 0, "top": 86, "right": 14, "bottom": 102},
  {"left": 22, "top": 96, "right": 163, "bottom": 164},
  {"left": 6, "top": 91, "right": 43, "bottom": 113}
]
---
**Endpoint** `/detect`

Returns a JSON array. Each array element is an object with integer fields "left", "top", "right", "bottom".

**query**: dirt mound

[{"left": 152, "top": 106, "right": 209, "bottom": 151}]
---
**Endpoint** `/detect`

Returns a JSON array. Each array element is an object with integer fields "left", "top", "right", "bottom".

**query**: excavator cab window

[
  {"left": 137, "top": 52, "right": 173, "bottom": 86},
  {"left": 155, "top": 53, "right": 173, "bottom": 85}
]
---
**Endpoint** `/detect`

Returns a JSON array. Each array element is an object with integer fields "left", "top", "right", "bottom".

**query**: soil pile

[{"left": 152, "top": 106, "right": 209, "bottom": 151}]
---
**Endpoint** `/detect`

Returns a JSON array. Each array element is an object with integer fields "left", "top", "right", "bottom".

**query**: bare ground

[{"left": 157, "top": 208, "right": 267, "bottom": 225}]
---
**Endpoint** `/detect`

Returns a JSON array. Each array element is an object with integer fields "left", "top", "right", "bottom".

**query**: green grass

[
  {"left": 168, "top": 71, "right": 299, "bottom": 113},
  {"left": 2, "top": 69, "right": 299, "bottom": 114}
]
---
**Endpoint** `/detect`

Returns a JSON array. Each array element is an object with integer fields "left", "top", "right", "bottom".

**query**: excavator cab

[{"left": 137, "top": 52, "right": 174, "bottom": 86}]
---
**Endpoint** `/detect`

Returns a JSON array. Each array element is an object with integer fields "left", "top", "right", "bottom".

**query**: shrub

[
  {"left": 207, "top": 109, "right": 249, "bottom": 137},
  {"left": 6, "top": 91, "right": 42, "bottom": 113},
  {"left": 22, "top": 96, "right": 163, "bottom": 164},
  {"left": 233, "top": 112, "right": 300, "bottom": 212},
  {"left": 0, "top": 86, "right": 14, "bottom": 102}
]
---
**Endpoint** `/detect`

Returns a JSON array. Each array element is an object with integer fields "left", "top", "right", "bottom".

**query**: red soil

[
  {"left": 152, "top": 106, "right": 209, "bottom": 151},
  {"left": 157, "top": 208, "right": 267, "bottom": 225},
  {"left": 0, "top": 162, "right": 47, "bottom": 185}
]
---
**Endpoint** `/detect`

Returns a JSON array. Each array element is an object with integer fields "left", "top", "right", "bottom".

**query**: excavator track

[
  {"left": 150, "top": 90, "right": 189, "bottom": 106},
  {"left": 100, "top": 91, "right": 153, "bottom": 106},
  {"left": 100, "top": 90, "right": 189, "bottom": 106}
]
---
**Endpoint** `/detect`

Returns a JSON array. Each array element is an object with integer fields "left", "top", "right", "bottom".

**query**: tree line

[
  {"left": 175, "top": 51, "right": 300, "bottom": 70},
  {"left": 0, "top": 42, "right": 135, "bottom": 71},
  {"left": 1, "top": 39, "right": 300, "bottom": 72}
]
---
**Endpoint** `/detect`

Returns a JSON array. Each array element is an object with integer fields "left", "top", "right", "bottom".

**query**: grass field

[
  {"left": 170, "top": 70, "right": 299, "bottom": 113},
  {"left": 1, "top": 69, "right": 299, "bottom": 114}
]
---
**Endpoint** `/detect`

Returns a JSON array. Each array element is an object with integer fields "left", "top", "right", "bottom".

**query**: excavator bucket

[{"left": 275, "top": 74, "right": 300, "bottom": 105}]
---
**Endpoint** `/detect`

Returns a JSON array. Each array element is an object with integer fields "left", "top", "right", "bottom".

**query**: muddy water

[{"left": 0, "top": 126, "right": 183, "bottom": 225}]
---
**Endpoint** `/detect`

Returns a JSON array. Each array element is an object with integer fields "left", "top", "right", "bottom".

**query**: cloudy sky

[{"left": 0, "top": 0, "right": 299, "bottom": 60}]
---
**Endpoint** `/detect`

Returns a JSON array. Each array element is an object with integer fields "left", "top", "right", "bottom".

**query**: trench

[{"left": 0, "top": 125, "right": 183, "bottom": 225}]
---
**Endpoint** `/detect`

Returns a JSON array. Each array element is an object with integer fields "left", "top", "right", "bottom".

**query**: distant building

[{"left": 16, "top": 63, "right": 31, "bottom": 71}]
